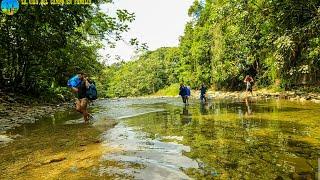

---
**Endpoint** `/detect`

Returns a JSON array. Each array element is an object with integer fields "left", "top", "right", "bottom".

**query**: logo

[{"left": 1, "top": 0, "right": 19, "bottom": 15}]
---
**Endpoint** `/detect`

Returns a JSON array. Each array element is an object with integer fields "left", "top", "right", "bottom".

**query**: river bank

[
  {"left": 0, "top": 92, "right": 72, "bottom": 144},
  {"left": 2, "top": 89, "right": 320, "bottom": 145},
  {"left": 150, "top": 89, "right": 320, "bottom": 104},
  {"left": 205, "top": 90, "right": 320, "bottom": 103},
  {"left": 0, "top": 112, "right": 117, "bottom": 179}
]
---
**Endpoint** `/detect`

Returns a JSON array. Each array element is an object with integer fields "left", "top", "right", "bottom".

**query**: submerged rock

[
  {"left": 0, "top": 135, "right": 13, "bottom": 144},
  {"left": 70, "top": 165, "right": 78, "bottom": 173}
]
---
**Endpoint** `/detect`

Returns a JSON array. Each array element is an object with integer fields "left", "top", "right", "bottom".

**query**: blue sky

[
  {"left": 1, "top": 0, "right": 19, "bottom": 10},
  {"left": 99, "top": 0, "right": 194, "bottom": 65}
]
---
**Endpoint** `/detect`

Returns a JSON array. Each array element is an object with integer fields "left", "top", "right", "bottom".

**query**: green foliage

[
  {"left": 4, "top": 0, "right": 318, "bottom": 99},
  {"left": 154, "top": 83, "right": 180, "bottom": 97},
  {"left": 0, "top": 1, "right": 135, "bottom": 101},
  {"left": 104, "top": 0, "right": 320, "bottom": 97},
  {"left": 101, "top": 48, "right": 181, "bottom": 97}
]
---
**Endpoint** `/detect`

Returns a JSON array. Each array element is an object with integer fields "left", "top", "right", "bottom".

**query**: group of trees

[
  {"left": 103, "top": 47, "right": 180, "bottom": 97},
  {"left": 1, "top": 0, "right": 319, "bottom": 99},
  {"left": 0, "top": 0, "right": 135, "bottom": 101},
  {"left": 104, "top": 0, "right": 320, "bottom": 97}
]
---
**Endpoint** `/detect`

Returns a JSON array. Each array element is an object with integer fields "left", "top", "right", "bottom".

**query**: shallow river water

[{"left": 1, "top": 97, "right": 320, "bottom": 179}]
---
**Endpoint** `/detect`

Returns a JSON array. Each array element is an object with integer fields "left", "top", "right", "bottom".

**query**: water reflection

[
  {"left": 126, "top": 99, "right": 320, "bottom": 179},
  {"left": 245, "top": 98, "right": 252, "bottom": 116},
  {"left": 1, "top": 98, "right": 319, "bottom": 179},
  {"left": 180, "top": 107, "right": 192, "bottom": 125},
  {"left": 200, "top": 102, "right": 209, "bottom": 115}
]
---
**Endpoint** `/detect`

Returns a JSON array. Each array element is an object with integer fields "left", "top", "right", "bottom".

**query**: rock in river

[{"left": 0, "top": 135, "right": 13, "bottom": 144}]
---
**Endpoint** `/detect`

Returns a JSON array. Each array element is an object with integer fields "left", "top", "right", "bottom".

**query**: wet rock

[
  {"left": 0, "top": 135, "right": 13, "bottom": 143},
  {"left": 289, "top": 96, "right": 299, "bottom": 101},
  {"left": 295, "top": 91, "right": 304, "bottom": 96},
  {"left": 311, "top": 99, "right": 320, "bottom": 104},
  {"left": 299, "top": 97, "right": 307, "bottom": 102}
]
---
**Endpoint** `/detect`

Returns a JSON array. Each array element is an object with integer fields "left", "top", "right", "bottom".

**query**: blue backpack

[
  {"left": 86, "top": 83, "right": 98, "bottom": 100},
  {"left": 67, "top": 75, "right": 81, "bottom": 88}
]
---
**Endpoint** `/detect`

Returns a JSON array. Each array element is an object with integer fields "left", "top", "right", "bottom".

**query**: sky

[
  {"left": 99, "top": 0, "right": 194, "bottom": 65},
  {"left": 1, "top": 0, "right": 19, "bottom": 10}
]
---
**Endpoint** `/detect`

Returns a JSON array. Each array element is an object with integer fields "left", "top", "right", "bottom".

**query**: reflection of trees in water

[{"left": 126, "top": 102, "right": 319, "bottom": 179}]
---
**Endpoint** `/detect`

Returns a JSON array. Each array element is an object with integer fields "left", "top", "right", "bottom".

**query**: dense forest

[
  {"left": 103, "top": 0, "right": 320, "bottom": 97},
  {"left": 1, "top": 0, "right": 320, "bottom": 100},
  {"left": 0, "top": 0, "right": 140, "bottom": 101}
]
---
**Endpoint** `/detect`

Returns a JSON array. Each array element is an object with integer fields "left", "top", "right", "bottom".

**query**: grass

[{"left": 153, "top": 83, "right": 179, "bottom": 97}]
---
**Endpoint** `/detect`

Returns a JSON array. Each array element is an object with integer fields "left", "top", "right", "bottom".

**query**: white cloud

[{"left": 99, "top": 0, "right": 193, "bottom": 65}]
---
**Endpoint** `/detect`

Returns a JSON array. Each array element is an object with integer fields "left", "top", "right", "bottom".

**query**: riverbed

[{"left": 0, "top": 97, "right": 319, "bottom": 179}]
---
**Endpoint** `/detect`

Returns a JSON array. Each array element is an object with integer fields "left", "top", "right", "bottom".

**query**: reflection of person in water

[
  {"left": 180, "top": 107, "right": 192, "bottom": 125},
  {"left": 245, "top": 98, "right": 252, "bottom": 116},
  {"left": 199, "top": 102, "right": 209, "bottom": 115}
]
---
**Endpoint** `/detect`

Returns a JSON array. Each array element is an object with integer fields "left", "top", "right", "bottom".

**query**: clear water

[{"left": 1, "top": 97, "right": 319, "bottom": 179}]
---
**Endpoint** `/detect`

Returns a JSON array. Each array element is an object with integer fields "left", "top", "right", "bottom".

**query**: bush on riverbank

[{"left": 153, "top": 84, "right": 180, "bottom": 97}]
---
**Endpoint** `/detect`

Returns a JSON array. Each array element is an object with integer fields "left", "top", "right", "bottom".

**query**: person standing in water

[
  {"left": 185, "top": 86, "right": 191, "bottom": 105},
  {"left": 200, "top": 83, "right": 207, "bottom": 103},
  {"left": 69, "top": 72, "right": 91, "bottom": 123},
  {"left": 179, "top": 84, "right": 187, "bottom": 105},
  {"left": 243, "top": 75, "right": 254, "bottom": 96}
]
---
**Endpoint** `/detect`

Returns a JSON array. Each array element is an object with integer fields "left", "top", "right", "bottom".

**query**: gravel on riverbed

[{"left": 0, "top": 102, "right": 72, "bottom": 134}]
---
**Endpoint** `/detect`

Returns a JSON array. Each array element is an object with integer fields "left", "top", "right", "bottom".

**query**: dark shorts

[
  {"left": 200, "top": 94, "right": 206, "bottom": 101},
  {"left": 181, "top": 96, "right": 187, "bottom": 103},
  {"left": 78, "top": 91, "right": 87, "bottom": 99}
]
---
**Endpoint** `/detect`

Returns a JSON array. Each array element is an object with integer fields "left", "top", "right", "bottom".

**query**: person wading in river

[
  {"left": 185, "top": 86, "right": 191, "bottom": 105},
  {"left": 69, "top": 72, "right": 91, "bottom": 123},
  {"left": 200, "top": 83, "right": 207, "bottom": 103},
  {"left": 179, "top": 84, "right": 188, "bottom": 105},
  {"left": 243, "top": 75, "right": 254, "bottom": 96}
]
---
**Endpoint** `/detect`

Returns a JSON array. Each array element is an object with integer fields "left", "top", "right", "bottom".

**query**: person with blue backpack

[
  {"left": 68, "top": 72, "right": 97, "bottom": 123},
  {"left": 179, "top": 84, "right": 188, "bottom": 105},
  {"left": 185, "top": 86, "right": 191, "bottom": 105}
]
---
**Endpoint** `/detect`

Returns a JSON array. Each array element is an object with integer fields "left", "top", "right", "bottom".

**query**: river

[{"left": 0, "top": 97, "right": 319, "bottom": 179}]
